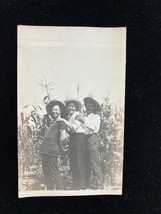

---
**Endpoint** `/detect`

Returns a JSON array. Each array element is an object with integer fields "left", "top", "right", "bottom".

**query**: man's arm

[
  {"left": 59, "top": 129, "right": 67, "bottom": 143},
  {"left": 57, "top": 118, "right": 80, "bottom": 132}
]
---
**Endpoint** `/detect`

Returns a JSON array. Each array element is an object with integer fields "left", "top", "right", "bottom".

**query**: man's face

[
  {"left": 86, "top": 103, "right": 94, "bottom": 115},
  {"left": 67, "top": 102, "right": 77, "bottom": 115},
  {"left": 52, "top": 105, "right": 61, "bottom": 118}
]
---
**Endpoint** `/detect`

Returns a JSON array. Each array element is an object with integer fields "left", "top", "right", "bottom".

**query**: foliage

[
  {"left": 18, "top": 95, "right": 124, "bottom": 191},
  {"left": 97, "top": 96, "right": 124, "bottom": 189},
  {"left": 39, "top": 72, "right": 55, "bottom": 103}
]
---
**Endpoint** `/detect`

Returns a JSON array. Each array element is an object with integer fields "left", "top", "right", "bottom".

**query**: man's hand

[
  {"left": 56, "top": 117, "right": 65, "bottom": 122},
  {"left": 76, "top": 114, "right": 85, "bottom": 123},
  {"left": 65, "top": 132, "right": 70, "bottom": 141}
]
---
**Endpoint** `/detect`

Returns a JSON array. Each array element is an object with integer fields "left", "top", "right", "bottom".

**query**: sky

[{"left": 18, "top": 26, "right": 126, "bottom": 116}]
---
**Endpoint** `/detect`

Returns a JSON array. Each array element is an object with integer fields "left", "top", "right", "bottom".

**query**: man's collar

[
  {"left": 51, "top": 116, "right": 60, "bottom": 124},
  {"left": 87, "top": 112, "right": 93, "bottom": 116}
]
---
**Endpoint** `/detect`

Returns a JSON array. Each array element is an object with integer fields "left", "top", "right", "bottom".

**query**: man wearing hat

[
  {"left": 57, "top": 99, "right": 88, "bottom": 190},
  {"left": 82, "top": 97, "right": 104, "bottom": 190},
  {"left": 40, "top": 100, "right": 68, "bottom": 190}
]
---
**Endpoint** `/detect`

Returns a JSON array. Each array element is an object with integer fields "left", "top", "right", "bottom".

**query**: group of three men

[{"left": 40, "top": 97, "right": 104, "bottom": 190}]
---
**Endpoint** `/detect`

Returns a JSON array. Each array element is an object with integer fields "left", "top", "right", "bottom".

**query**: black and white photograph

[{"left": 18, "top": 26, "right": 126, "bottom": 197}]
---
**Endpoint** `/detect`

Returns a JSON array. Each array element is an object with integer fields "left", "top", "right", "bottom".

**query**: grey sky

[{"left": 18, "top": 26, "right": 126, "bottom": 115}]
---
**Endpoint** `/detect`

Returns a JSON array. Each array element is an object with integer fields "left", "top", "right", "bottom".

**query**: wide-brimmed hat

[
  {"left": 65, "top": 99, "right": 82, "bottom": 111},
  {"left": 46, "top": 100, "right": 68, "bottom": 119},
  {"left": 84, "top": 97, "right": 102, "bottom": 112}
]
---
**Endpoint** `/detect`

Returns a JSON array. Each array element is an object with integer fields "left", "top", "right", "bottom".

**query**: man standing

[
  {"left": 83, "top": 97, "right": 104, "bottom": 190},
  {"left": 40, "top": 100, "right": 68, "bottom": 190}
]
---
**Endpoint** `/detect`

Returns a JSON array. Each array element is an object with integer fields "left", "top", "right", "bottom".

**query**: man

[
  {"left": 82, "top": 97, "right": 104, "bottom": 190},
  {"left": 40, "top": 100, "right": 68, "bottom": 190},
  {"left": 62, "top": 99, "right": 87, "bottom": 189}
]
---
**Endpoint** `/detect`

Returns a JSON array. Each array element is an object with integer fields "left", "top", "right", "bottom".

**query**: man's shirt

[
  {"left": 40, "top": 121, "right": 66, "bottom": 156},
  {"left": 85, "top": 113, "right": 101, "bottom": 135}
]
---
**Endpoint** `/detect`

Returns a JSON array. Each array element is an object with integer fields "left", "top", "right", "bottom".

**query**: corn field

[{"left": 18, "top": 96, "right": 124, "bottom": 191}]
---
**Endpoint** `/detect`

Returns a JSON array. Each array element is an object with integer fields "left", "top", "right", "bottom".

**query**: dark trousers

[
  {"left": 70, "top": 133, "right": 87, "bottom": 189},
  {"left": 41, "top": 154, "right": 63, "bottom": 190},
  {"left": 86, "top": 134, "right": 104, "bottom": 189}
]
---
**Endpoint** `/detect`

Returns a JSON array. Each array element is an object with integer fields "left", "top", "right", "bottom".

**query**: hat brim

[
  {"left": 46, "top": 100, "right": 68, "bottom": 119},
  {"left": 84, "top": 97, "right": 102, "bottom": 112},
  {"left": 65, "top": 99, "right": 82, "bottom": 111}
]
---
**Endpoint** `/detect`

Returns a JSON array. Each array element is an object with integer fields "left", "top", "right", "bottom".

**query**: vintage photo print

[{"left": 18, "top": 26, "right": 126, "bottom": 197}]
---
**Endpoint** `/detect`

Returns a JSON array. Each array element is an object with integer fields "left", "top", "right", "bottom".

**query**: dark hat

[
  {"left": 65, "top": 99, "right": 82, "bottom": 111},
  {"left": 46, "top": 100, "right": 68, "bottom": 119},
  {"left": 84, "top": 97, "right": 102, "bottom": 112}
]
